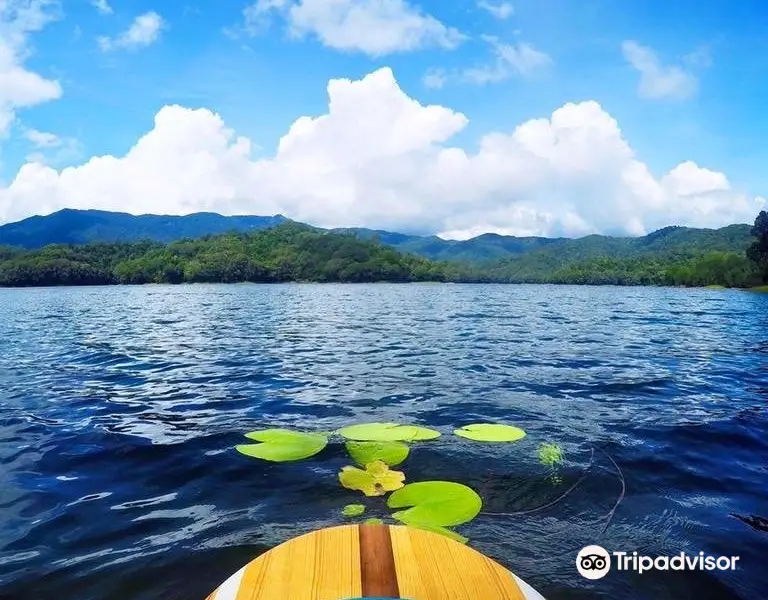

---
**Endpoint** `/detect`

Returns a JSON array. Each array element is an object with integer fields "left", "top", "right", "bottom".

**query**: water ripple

[{"left": 0, "top": 284, "right": 766, "bottom": 599}]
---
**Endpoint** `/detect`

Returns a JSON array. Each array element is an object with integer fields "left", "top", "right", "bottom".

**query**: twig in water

[
  {"left": 596, "top": 448, "right": 625, "bottom": 536},
  {"left": 481, "top": 447, "right": 595, "bottom": 518}
]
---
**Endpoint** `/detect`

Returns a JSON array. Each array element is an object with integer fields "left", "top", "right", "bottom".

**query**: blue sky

[{"left": 0, "top": 0, "right": 765, "bottom": 237}]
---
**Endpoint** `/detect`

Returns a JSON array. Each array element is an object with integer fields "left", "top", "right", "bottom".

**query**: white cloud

[
  {"left": 245, "top": 0, "right": 290, "bottom": 21},
  {"left": 237, "top": 0, "right": 289, "bottom": 35},
  {"left": 430, "top": 35, "right": 551, "bottom": 87},
  {"left": 462, "top": 36, "right": 552, "bottom": 83},
  {"left": 0, "top": 68, "right": 763, "bottom": 237},
  {"left": 478, "top": 1, "right": 513, "bottom": 20},
  {"left": 98, "top": 11, "right": 165, "bottom": 51},
  {"left": 0, "top": 0, "right": 62, "bottom": 137},
  {"left": 622, "top": 40, "right": 698, "bottom": 100},
  {"left": 24, "top": 127, "right": 60, "bottom": 147},
  {"left": 91, "top": 0, "right": 113, "bottom": 15},
  {"left": 241, "top": 0, "right": 463, "bottom": 56},
  {"left": 18, "top": 125, "right": 81, "bottom": 166},
  {"left": 25, "top": 136, "right": 81, "bottom": 166}
]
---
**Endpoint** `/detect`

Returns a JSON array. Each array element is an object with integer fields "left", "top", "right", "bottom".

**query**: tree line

[
  {"left": 0, "top": 223, "right": 445, "bottom": 287},
  {"left": 1, "top": 212, "right": 766, "bottom": 288}
]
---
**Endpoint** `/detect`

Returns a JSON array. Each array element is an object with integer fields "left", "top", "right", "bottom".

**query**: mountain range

[
  {"left": 0, "top": 208, "right": 754, "bottom": 264},
  {"left": 0, "top": 209, "right": 287, "bottom": 248}
]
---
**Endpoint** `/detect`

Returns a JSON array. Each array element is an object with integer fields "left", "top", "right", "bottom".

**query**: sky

[{"left": 0, "top": 0, "right": 766, "bottom": 239}]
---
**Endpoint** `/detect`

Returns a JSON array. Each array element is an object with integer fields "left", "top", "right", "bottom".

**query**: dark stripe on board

[{"left": 359, "top": 524, "right": 400, "bottom": 598}]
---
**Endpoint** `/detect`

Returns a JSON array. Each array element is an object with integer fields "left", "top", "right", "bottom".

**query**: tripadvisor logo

[
  {"left": 577, "top": 545, "right": 611, "bottom": 580},
  {"left": 576, "top": 546, "right": 740, "bottom": 579}
]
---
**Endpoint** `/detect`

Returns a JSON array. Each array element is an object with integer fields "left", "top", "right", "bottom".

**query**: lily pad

[
  {"left": 339, "top": 460, "right": 406, "bottom": 497},
  {"left": 341, "top": 504, "right": 366, "bottom": 517},
  {"left": 454, "top": 423, "right": 526, "bottom": 443},
  {"left": 338, "top": 422, "right": 440, "bottom": 442},
  {"left": 346, "top": 441, "right": 410, "bottom": 466},
  {"left": 539, "top": 442, "right": 563, "bottom": 466},
  {"left": 364, "top": 518, "right": 385, "bottom": 525},
  {"left": 236, "top": 429, "right": 328, "bottom": 462},
  {"left": 387, "top": 481, "right": 482, "bottom": 527}
]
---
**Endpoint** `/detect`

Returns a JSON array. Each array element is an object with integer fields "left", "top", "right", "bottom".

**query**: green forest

[
  {"left": 0, "top": 223, "right": 445, "bottom": 287},
  {"left": 1, "top": 212, "right": 766, "bottom": 288}
]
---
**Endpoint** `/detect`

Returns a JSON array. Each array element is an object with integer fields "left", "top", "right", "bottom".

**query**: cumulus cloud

[
  {"left": 0, "top": 68, "right": 763, "bottom": 237},
  {"left": 240, "top": 0, "right": 463, "bottom": 56},
  {"left": 478, "top": 1, "right": 513, "bottom": 20},
  {"left": 622, "top": 40, "right": 698, "bottom": 100},
  {"left": 0, "top": 0, "right": 62, "bottom": 137},
  {"left": 98, "top": 11, "right": 165, "bottom": 51},
  {"left": 91, "top": 0, "right": 113, "bottom": 15}
]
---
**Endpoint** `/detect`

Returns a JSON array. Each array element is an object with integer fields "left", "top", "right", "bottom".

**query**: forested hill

[
  {"left": 0, "top": 223, "right": 445, "bottom": 287},
  {"left": 0, "top": 209, "right": 754, "bottom": 265},
  {"left": 0, "top": 220, "right": 766, "bottom": 288},
  {"left": 338, "top": 224, "right": 754, "bottom": 263}
]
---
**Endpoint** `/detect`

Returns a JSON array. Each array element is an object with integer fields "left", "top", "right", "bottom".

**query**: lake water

[{"left": 0, "top": 284, "right": 766, "bottom": 599}]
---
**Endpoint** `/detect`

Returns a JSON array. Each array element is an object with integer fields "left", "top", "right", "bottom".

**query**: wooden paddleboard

[{"left": 205, "top": 524, "right": 546, "bottom": 599}]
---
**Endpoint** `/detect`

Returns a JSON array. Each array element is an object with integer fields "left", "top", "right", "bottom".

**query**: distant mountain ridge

[
  {"left": 0, "top": 209, "right": 288, "bottom": 248},
  {"left": 0, "top": 208, "right": 754, "bottom": 264},
  {"left": 331, "top": 227, "right": 565, "bottom": 262}
]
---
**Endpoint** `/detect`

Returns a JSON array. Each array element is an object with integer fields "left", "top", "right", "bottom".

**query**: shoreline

[{"left": 2, "top": 281, "right": 767, "bottom": 291}]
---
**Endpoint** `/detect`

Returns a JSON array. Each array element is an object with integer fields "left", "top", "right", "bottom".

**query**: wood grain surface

[{"left": 206, "top": 524, "right": 541, "bottom": 600}]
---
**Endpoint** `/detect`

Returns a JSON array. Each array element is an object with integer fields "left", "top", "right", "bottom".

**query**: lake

[{"left": 0, "top": 284, "right": 766, "bottom": 599}]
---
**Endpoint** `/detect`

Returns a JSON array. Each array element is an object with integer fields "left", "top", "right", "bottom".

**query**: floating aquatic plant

[
  {"left": 454, "top": 423, "right": 526, "bottom": 443},
  {"left": 387, "top": 481, "right": 482, "bottom": 544},
  {"left": 538, "top": 443, "right": 563, "bottom": 466},
  {"left": 233, "top": 422, "right": 625, "bottom": 541},
  {"left": 364, "top": 518, "right": 384, "bottom": 525},
  {"left": 339, "top": 460, "right": 406, "bottom": 497},
  {"left": 387, "top": 481, "right": 482, "bottom": 527},
  {"left": 338, "top": 422, "right": 440, "bottom": 442},
  {"left": 345, "top": 441, "right": 410, "bottom": 467},
  {"left": 341, "top": 504, "right": 366, "bottom": 517},
  {"left": 235, "top": 429, "right": 328, "bottom": 462}
]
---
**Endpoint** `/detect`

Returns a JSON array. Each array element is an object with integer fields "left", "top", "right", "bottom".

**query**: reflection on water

[{"left": 0, "top": 284, "right": 767, "bottom": 599}]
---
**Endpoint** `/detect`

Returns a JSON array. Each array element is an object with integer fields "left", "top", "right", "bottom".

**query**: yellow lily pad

[{"left": 339, "top": 460, "right": 406, "bottom": 497}]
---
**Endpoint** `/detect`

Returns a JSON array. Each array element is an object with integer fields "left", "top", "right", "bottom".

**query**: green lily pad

[
  {"left": 364, "top": 518, "right": 384, "bottom": 525},
  {"left": 346, "top": 441, "right": 410, "bottom": 466},
  {"left": 538, "top": 442, "right": 563, "bottom": 466},
  {"left": 387, "top": 481, "right": 482, "bottom": 527},
  {"left": 235, "top": 429, "right": 328, "bottom": 462},
  {"left": 338, "top": 422, "right": 440, "bottom": 442},
  {"left": 454, "top": 423, "right": 526, "bottom": 443},
  {"left": 405, "top": 522, "right": 469, "bottom": 544},
  {"left": 341, "top": 504, "right": 366, "bottom": 517},
  {"left": 339, "top": 460, "right": 406, "bottom": 497}
]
